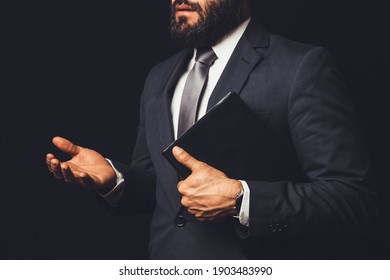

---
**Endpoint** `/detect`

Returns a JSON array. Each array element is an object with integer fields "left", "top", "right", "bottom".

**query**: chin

[{"left": 176, "top": 15, "right": 200, "bottom": 27}]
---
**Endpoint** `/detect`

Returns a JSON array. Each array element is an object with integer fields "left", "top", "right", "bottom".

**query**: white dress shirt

[{"left": 102, "top": 18, "right": 251, "bottom": 226}]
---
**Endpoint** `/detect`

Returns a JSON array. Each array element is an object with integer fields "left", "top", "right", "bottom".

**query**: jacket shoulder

[{"left": 267, "top": 33, "right": 332, "bottom": 63}]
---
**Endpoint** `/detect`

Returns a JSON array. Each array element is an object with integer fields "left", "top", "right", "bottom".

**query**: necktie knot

[{"left": 195, "top": 47, "right": 218, "bottom": 66}]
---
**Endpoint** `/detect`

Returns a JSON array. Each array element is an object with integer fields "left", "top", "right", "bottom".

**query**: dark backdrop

[{"left": 1, "top": 0, "right": 389, "bottom": 259}]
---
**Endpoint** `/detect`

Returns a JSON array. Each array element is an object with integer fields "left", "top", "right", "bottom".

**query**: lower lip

[{"left": 176, "top": 10, "right": 196, "bottom": 16}]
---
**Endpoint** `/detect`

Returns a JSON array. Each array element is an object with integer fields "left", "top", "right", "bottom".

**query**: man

[{"left": 46, "top": 0, "right": 378, "bottom": 259}]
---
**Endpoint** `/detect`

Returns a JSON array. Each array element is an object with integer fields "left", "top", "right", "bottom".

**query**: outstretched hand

[
  {"left": 173, "top": 146, "right": 243, "bottom": 222},
  {"left": 46, "top": 136, "right": 116, "bottom": 191}
]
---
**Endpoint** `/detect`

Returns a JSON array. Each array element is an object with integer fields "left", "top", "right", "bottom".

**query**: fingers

[
  {"left": 172, "top": 146, "right": 205, "bottom": 171},
  {"left": 60, "top": 163, "right": 76, "bottom": 183},
  {"left": 49, "top": 157, "right": 63, "bottom": 180},
  {"left": 47, "top": 154, "right": 65, "bottom": 180},
  {"left": 46, "top": 153, "right": 55, "bottom": 171},
  {"left": 52, "top": 136, "right": 81, "bottom": 156},
  {"left": 78, "top": 172, "right": 95, "bottom": 189},
  {"left": 58, "top": 164, "right": 94, "bottom": 189},
  {"left": 46, "top": 155, "right": 94, "bottom": 189}
]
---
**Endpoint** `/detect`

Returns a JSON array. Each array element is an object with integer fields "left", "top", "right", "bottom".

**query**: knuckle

[
  {"left": 181, "top": 153, "right": 192, "bottom": 162},
  {"left": 181, "top": 197, "right": 187, "bottom": 207},
  {"left": 177, "top": 181, "right": 187, "bottom": 193}
]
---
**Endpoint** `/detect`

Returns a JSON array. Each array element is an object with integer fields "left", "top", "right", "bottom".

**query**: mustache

[{"left": 172, "top": 0, "right": 203, "bottom": 13}]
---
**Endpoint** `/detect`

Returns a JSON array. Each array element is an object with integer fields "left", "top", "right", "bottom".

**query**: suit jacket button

[{"left": 175, "top": 215, "right": 186, "bottom": 227}]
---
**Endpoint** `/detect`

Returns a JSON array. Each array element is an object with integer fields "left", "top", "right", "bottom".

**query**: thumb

[
  {"left": 172, "top": 146, "right": 205, "bottom": 171},
  {"left": 52, "top": 136, "right": 81, "bottom": 156}
]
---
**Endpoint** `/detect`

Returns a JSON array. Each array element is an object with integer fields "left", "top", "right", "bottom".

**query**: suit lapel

[
  {"left": 156, "top": 49, "right": 193, "bottom": 212},
  {"left": 158, "top": 49, "right": 192, "bottom": 149},
  {"left": 207, "top": 19, "right": 270, "bottom": 110}
]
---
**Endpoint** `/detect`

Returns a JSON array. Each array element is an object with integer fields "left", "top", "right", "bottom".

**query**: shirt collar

[{"left": 194, "top": 17, "right": 251, "bottom": 63}]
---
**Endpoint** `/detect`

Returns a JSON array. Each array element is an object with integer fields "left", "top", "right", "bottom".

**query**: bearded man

[{"left": 46, "top": 0, "right": 378, "bottom": 259}]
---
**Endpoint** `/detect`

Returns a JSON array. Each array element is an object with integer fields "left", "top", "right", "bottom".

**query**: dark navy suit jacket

[{"left": 109, "top": 19, "right": 378, "bottom": 259}]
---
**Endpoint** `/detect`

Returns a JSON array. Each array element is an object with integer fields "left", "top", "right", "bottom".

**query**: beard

[{"left": 169, "top": 0, "right": 244, "bottom": 48}]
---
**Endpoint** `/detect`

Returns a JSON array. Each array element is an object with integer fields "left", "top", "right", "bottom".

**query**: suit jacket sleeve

[
  {"left": 243, "top": 47, "right": 378, "bottom": 237},
  {"left": 106, "top": 74, "right": 157, "bottom": 215}
]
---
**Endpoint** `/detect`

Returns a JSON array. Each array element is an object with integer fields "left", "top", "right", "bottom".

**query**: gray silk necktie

[{"left": 177, "top": 47, "right": 218, "bottom": 137}]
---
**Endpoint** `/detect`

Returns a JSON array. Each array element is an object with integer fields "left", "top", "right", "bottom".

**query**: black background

[{"left": 1, "top": 0, "right": 389, "bottom": 259}]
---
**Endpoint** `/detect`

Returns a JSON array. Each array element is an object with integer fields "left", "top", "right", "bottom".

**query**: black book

[{"left": 162, "top": 92, "right": 293, "bottom": 181}]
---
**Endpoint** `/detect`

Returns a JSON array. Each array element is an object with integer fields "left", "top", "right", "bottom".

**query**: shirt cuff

[
  {"left": 236, "top": 180, "right": 250, "bottom": 226},
  {"left": 94, "top": 159, "right": 125, "bottom": 207}
]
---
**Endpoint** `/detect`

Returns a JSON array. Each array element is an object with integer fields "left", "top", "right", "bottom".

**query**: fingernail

[{"left": 173, "top": 146, "right": 183, "bottom": 154}]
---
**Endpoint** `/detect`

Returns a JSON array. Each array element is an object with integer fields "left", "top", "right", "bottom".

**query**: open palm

[{"left": 46, "top": 137, "right": 116, "bottom": 190}]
